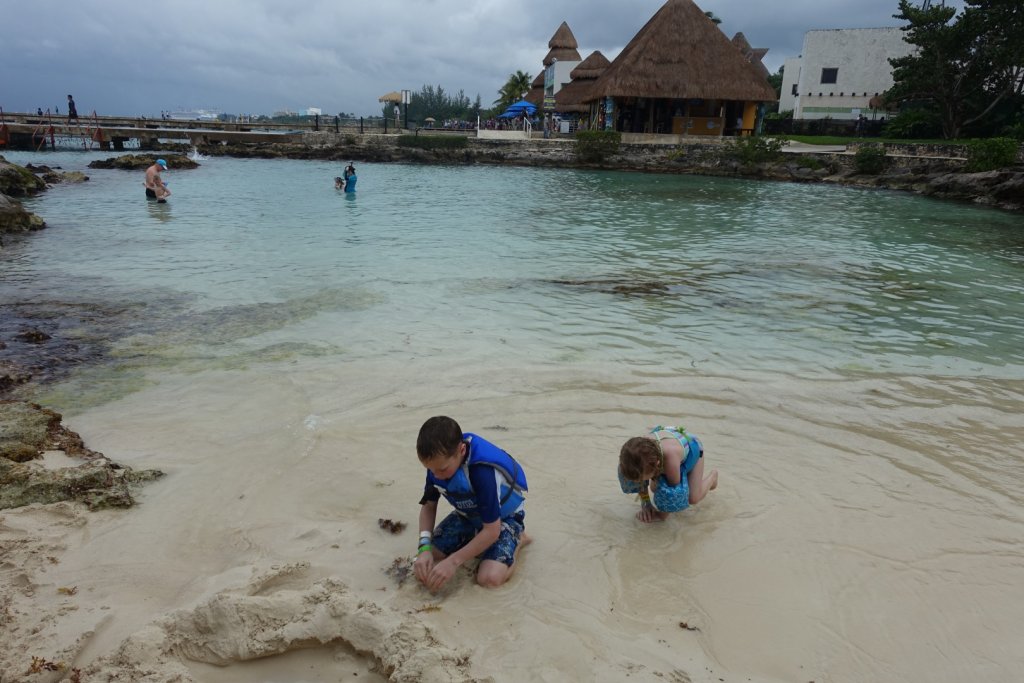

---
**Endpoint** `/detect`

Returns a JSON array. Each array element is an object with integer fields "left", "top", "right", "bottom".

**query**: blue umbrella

[{"left": 503, "top": 100, "right": 537, "bottom": 116}]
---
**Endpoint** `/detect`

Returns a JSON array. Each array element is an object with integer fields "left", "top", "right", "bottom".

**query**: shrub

[
  {"left": 965, "top": 137, "right": 1020, "bottom": 172},
  {"left": 575, "top": 130, "right": 621, "bottom": 163},
  {"left": 396, "top": 135, "right": 468, "bottom": 150},
  {"left": 853, "top": 144, "right": 888, "bottom": 174},
  {"left": 882, "top": 110, "right": 942, "bottom": 139},
  {"left": 724, "top": 135, "right": 785, "bottom": 165},
  {"left": 1003, "top": 121, "right": 1024, "bottom": 142}
]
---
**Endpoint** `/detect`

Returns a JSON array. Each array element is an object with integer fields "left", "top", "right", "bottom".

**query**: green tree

[
  {"left": 767, "top": 65, "right": 784, "bottom": 99},
  {"left": 494, "top": 70, "right": 533, "bottom": 110},
  {"left": 888, "top": 0, "right": 1024, "bottom": 139},
  {"left": 704, "top": 11, "right": 722, "bottom": 25}
]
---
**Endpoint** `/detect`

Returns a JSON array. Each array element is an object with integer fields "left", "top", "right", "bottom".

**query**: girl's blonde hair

[{"left": 619, "top": 436, "right": 662, "bottom": 482}]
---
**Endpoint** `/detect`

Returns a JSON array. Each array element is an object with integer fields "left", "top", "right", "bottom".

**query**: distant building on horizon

[
  {"left": 301, "top": 107, "right": 322, "bottom": 117},
  {"left": 779, "top": 28, "right": 914, "bottom": 120}
]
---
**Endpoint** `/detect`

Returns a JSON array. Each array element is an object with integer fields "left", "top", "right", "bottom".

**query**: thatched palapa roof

[
  {"left": 543, "top": 21, "right": 581, "bottom": 66},
  {"left": 585, "top": 0, "right": 777, "bottom": 102},
  {"left": 731, "top": 32, "right": 771, "bottom": 79},
  {"left": 526, "top": 72, "right": 546, "bottom": 106},
  {"left": 549, "top": 21, "right": 578, "bottom": 49},
  {"left": 570, "top": 51, "right": 612, "bottom": 80},
  {"left": 556, "top": 51, "right": 612, "bottom": 113}
]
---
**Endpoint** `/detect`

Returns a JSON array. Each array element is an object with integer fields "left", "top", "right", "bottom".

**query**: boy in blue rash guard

[
  {"left": 618, "top": 424, "right": 718, "bottom": 523},
  {"left": 414, "top": 416, "right": 530, "bottom": 591}
]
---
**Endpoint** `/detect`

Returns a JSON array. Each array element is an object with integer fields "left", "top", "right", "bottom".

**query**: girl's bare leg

[{"left": 687, "top": 457, "right": 719, "bottom": 505}]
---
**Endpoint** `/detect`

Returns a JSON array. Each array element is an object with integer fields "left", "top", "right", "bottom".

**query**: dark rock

[
  {"left": 0, "top": 193, "right": 46, "bottom": 233},
  {"left": 0, "top": 400, "right": 163, "bottom": 509},
  {"left": 0, "top": 157, "right": 47, "bottom": 196},
  {"left": 88, "top": 154, "right": 199, "bottom": 170},
  {"left": 0, "top": 400, "right": 92, "bottom": 462},
  {"left": 41, "top": 170, "right": 89, "bottom": 184},
  {"left": 0, "top": 362, "right": 32, "bottom": 395},
  {"left": 15, "top": 328, "right": 51, "bottom": 343}
]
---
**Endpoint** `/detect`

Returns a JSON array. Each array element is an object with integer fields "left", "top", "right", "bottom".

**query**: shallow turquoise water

[
  {"left": 4, "top": 150, "right": 1024, "bottom": 683},
  {"left": 3, "top": 149, "right": 1024, "bottom": 409}
]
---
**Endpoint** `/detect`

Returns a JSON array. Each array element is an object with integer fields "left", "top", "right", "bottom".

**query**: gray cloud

[{"left": 1, "top": 0, "right": 965, "bottom": 117}]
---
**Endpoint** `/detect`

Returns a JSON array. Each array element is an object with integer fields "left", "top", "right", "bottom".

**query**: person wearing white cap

[{"left": 144, "top": 158, "right": 171, "bottom": 202}]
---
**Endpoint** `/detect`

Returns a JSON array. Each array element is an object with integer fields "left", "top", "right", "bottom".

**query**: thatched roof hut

[
  {"left": 584, "top": 0, "right": 776, "bottom": 103},
  {"left": 543, "top": 21, "right": 581, "bottom": 66},
  {"left": 526, "top": 72, "right": 546, "bottom": 107},
  {"left": 555, "top": 51, "right": 611, "bottom": 114}
]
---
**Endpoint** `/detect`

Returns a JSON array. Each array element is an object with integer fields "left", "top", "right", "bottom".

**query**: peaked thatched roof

[
  {"left": 544, "top": 47, "right": 582, "bottom": 66},
  {"left": 570, "top": 51, "right": 612, "bottom": 80},
  {"left": 585, "top": 0, "right": 777, "bottom": 102},
  {"left": 549, "top": 21, "right": 578, "bottom": 49},
  {"left": 525, "top": 72, "right": 546, "bottom": 106},
  {"left": 556, "top": 52, "right": 612, "bottom": 113},
  {"left": 543, "top": 21, "right": 581, "bottom": 65}
]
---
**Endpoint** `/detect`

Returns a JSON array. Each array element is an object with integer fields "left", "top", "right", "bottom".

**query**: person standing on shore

[
  {"left": 413, "top": 416, "right": 530, "bottom": 591},
  {"left": 144, "top": 159, "right": 171, "bottom": 202},
  {"left": 67, "top": 95, "right": 79, "bottom": 124}
]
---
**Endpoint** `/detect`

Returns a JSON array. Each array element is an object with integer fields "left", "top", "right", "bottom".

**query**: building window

[
  {"left": 791, "top": 84, "right": 798, "bottom": 96},
  {"left": 821, "top": 68, "right": 838, "bottom": 84}
]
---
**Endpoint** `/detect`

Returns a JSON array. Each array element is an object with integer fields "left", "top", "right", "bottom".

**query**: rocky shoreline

[
  {"left": 1, "top": 157, "right": 167, "bottom": 509},
  {"left": 179, "top": 133, "right": 1024, "bottom": 212}
]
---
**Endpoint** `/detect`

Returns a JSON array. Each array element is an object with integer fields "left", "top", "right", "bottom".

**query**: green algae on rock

[{"left": 0, "top": 400, "right": 163, "bottom": 509}]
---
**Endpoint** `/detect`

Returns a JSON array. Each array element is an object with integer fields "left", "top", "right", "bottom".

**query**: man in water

[{"left": 144, "top": 159, "right": 171, "bottom": 202}]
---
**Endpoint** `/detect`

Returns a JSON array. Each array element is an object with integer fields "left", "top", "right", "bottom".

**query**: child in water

[
  {"left": 414, "top": 416, "right": 530, "bottom": 591},
  {"left": 618, "top": 424, "right": 718, "bottom": 522}
]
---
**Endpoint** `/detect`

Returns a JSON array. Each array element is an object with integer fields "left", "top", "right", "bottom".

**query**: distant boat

[{"left": 168, "top": 109, "right": 221, "bottom": 122}]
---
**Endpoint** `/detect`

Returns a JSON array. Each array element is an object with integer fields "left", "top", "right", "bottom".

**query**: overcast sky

[{"left": 2, "top": 0, "right": 965, "bottom": 118}]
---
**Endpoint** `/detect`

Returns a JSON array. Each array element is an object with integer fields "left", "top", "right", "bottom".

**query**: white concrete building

[
  {"left": 544, "top": 59, "right": 580, "bottom": 102},
  {"left": 779, "top": 28, "right": 914, "bottom": 120}
]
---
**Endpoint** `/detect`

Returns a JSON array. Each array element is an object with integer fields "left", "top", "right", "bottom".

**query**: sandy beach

[{"left": 3, "top": 355, "right": 1023, "bottom": 682}]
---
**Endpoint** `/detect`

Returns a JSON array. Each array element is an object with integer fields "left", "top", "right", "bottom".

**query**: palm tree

[{"left": 493, "top": 70, "right": 533, "bottom": 110}]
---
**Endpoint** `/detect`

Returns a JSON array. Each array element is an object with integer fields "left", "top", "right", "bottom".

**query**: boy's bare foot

[
  {"left": 709, "top": 470, "right": 719, "bottom": 491},
  {"left": 520, "top": 531, "right": 533, "bottom": 547}
]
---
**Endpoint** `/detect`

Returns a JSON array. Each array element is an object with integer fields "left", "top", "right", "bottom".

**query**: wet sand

[{"left": 3, "top": 356, "right": 1023, "bottom": 682}]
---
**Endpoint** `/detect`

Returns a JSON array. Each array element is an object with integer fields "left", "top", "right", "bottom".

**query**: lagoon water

[{"left": 3, "top": 150, "right": 1024, "bottom": 682}]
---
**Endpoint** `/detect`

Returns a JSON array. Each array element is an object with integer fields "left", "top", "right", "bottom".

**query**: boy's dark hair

[
  {"left": 619, "top": 437, "right": 661, "bottom": 482},
  {"left": 417, "top": 416, "right": 463, "bottom": 461}
]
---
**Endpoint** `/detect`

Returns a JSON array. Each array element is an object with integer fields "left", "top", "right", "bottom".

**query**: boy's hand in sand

[
  {"left": 426, "top": 557, "right": 459, "bottom": 592},
  {"left": 414, "top": 552, "right": 435, "bottom": 585}
]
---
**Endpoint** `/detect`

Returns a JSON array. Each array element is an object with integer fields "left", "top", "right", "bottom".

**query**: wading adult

[{"left": 144, "top": 159, "right": 171, "bottom": 202}]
